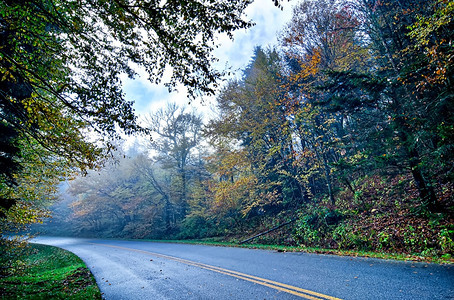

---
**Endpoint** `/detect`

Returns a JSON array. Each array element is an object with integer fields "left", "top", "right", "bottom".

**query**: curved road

[{"left": 33, "top": 237, "right": 453, "bottom": 299}]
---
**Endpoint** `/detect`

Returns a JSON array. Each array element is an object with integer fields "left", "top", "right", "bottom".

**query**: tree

[
  {"left": 146, "top": 103, "right": 204, "bottom": 220},
  {"left": 300, "top": 0, "right": 453, "bottom": 211},
  {"left": 1, "top": 0, "right": 255, "bottom": 272},
  {"left": 205, "top": 143, "right": 258, "bottom": 226},
  {"left": 281, "top": 0, "right": 368, "bottom": 73},
  {"left": 350, "top": 0, "right": 444, "bottom": 210},
  {"left": 133, "top": 154, "right": 176, "bottom": 233},
  {"left": 207, "top": 47, "right": 303, "bottom": 216},
  {"left": 406, "top": 0, "right": 454, "bottom": 181},
  {"left": 67, "top": 152, "right": 167, "bottom": 238},
  {"left": 279, "top": 0, "right": 370, "bottom": 205}
]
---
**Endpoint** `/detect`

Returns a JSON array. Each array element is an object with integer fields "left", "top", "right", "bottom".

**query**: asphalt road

[{"left": 33, "top": 237, "right": 453, "bottom": 300}]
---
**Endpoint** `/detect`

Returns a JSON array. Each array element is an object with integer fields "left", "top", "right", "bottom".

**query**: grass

[
  {"left": 0, "top": 243, "right": 102, "bottom": 299},
  {"left": 138, "top": 238, "right": 454, "bottom": 264}
]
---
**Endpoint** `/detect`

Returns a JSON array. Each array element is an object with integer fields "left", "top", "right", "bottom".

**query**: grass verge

[
  {"left": 140, "top": 238, "right": 454, "bottom": 264},
  {"left": 0, "top": 243, "right": 102, "bottom": 299}
]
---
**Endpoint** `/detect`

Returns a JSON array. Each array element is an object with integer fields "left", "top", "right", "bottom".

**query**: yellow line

[{"left": 89, "top": 243, "right": 342, "bottom": 300}]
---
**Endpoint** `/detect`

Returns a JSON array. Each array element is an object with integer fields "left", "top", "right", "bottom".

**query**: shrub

[{"left": 293, "top": 207, "right": 343, "bottom": 248}]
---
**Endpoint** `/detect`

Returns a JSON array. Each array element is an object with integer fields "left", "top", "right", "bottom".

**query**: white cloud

[{"left": 214, "top": 1, "right": 294, "bottom": 77}]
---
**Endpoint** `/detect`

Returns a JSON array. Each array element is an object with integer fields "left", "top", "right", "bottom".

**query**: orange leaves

[
  {"left": 286, "top": 50, "right": 323, "bottom": 90},
  {"left": 403, "top": 0, "right": 454, "bottom": 90}
]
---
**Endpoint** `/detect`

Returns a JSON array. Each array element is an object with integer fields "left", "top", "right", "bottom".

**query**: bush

[
  {"left": 293, "top": 207, "right": 343, "bottom": 248},
  {"left": 438, "top": 227, "right": 454, "bottom": 253},
  {"left": 177, "top": 216, "right": 220, "bottom": 239},
  {"left": 0, "top": 235, "right": 30, "bottom": 277}
]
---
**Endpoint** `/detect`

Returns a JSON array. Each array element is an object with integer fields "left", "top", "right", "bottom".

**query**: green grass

[
  {"left": 139, "top": 238, "right": 454, "bottom": 264},
  {"left": 0, "top": 243, "right": 102, "bottom": 299}
]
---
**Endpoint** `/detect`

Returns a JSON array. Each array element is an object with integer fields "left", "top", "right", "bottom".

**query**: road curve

[{"left": 33, "top": 237, "right": 454, "bottom": 300}]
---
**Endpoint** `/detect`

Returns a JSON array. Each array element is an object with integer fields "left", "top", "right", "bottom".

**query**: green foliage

[
  {"left": 439, "top": 228, "right": 454, "bottom": 253},
  {"left": 177, "top": 216, "right": 220, "bottom": 240},
  {"left": 331, "top": 223, "right": 373, "bottom": 251},
  {"left": 293, "top": 202, "right": 454, "bottom": 256},
  {"left": 293, "top": 207, "right": 343, "bottom": 248},
  {"left": 33, "top": 0, "right": 454, "bottom": 262},
  {"left": 1, "top": 0, "right": 255, "bottom": 263},
  {"left": 0, "top": 236, "right": 29, "bottom": 277}
]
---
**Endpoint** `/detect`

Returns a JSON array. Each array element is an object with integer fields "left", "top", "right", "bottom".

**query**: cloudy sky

[{"left": 121, "top": 1, "right": 295, "bottom": 120}]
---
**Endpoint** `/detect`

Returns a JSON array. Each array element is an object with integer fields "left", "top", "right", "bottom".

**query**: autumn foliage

[{"left": 13, "top": 0, "right": 454, "bottom": 261}]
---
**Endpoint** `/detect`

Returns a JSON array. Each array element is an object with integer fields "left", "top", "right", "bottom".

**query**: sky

[{"left": 121, "top": 0, "right": 295, "bottom": 121}]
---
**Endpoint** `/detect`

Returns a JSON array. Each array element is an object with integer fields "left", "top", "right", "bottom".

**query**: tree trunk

[
  {"left": 408, "top": 151, "right": 438, "bottom": 211},
  {"left": 180, "top": 167, "right": 187, "bottom": 218},
  {"left": 321, "top": 152, "right": 336, "bottom": 206},
  {"left": 164, "top": 196, "right": 172, "bottom": 231}
]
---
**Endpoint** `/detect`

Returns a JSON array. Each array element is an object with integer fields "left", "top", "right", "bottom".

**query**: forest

[
  {"left": 1, "top": 0, "right": 453, "bottom": 269},
  {"left": 40, "top": 0, "right": 454, "bottom": 258}
]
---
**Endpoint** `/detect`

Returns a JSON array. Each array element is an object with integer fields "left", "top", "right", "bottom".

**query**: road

[{"left": 33, "top": 237, "right": 453, "bottom": 300}]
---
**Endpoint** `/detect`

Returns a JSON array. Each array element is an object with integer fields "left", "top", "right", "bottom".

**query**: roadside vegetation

[
  {"left": 0, "top": 243, "right": 101, "bottom": 299},
  {"left": 36, "top": 0, "right": 453, "bottom": 263},
  {"left": 0, "top": 0, "right": 251, "bottom": 281},
  {"left": 2, "top": 0, "right": 453, "bottom": 289},
  {"left": 142, "top": 239, "right": 453, "bottom": 264}
]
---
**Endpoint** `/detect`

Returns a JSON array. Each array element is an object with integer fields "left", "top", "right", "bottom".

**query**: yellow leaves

[
  {"left": 211, "top": 174, "right": 259, "bottom": 217},
  {"left": 289, "top": 49, "right": 322, "bottom": 84},
  {"left": 1, "top": 200, "right": 50, "bottom": 230},
  {"left": 405, "top": 0, "right": 453, "bottom": 89},
  {"left": 0, "top": 134, "right": 74, "bottom": 233},
  {"left": 1, "top": 69, "right": 16, "bottom": 82},
  {"left": 408, "top": 0, "right": 453, "bottom": 46}
]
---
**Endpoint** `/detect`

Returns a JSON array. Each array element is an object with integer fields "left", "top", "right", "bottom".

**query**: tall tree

[
  {"left": 306, "top": 0, "right": 452, "bottom": 211},
  {"left": 352, "top": 0, "right": 443, "bottom": 210},
  {"left": 207, "top": 47, "right": 302, "bottom": 214},
  {"left": 280, "top": 0, "right": 370, "bottom": 205},
  {"left": 146, "top": 103, "right": 203, "bottom": 219},
  {"left": 406, "top": 0, "right": 454, "bottom": 181},
  {"left": 0, "top": 0, "right": 257, "bottom": 247}
]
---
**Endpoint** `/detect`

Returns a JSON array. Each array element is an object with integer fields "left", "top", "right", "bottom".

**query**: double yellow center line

[{"left": 90, "top": 243, "right": 342, "bottom": 300}]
